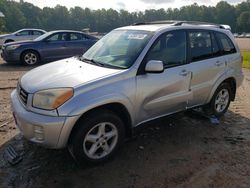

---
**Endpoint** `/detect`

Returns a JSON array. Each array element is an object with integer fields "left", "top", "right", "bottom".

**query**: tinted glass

[
  {"left": 211, "top": 33, "right": 220, "bottom": 56},
  {"left": 33, "top": 31, "right": 43, "bottom": 36},
  {"left": 47, "top": 33, "right": 68, "bottom": 41},
  {"left": 216, "top": 32, "right": 236, "bottom": 55},
  {"left": 70, "top": 33, "right": 87, "bottom": 41},
  {"left": 189, "top": 31, "right": 213, "bottom": 62},
  {"left": 17, "top": 30, "right": 30, "bottom": 36},
  {"left": 147, "top": 30, "right": 186, "bottom": 68}
]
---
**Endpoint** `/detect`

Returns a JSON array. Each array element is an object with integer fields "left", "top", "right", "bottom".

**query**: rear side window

[
  {"left": 216, "top": 32, "right": 236, "bottom": 55},
  {"left": 188, "top": 31, "right": 213, "bottom": 62},
  {"left": 70, "top": 33, "right": 88, "bottom": 41},
  {"left": 33, "top": 31, "right": 44, "bottom": 36}
]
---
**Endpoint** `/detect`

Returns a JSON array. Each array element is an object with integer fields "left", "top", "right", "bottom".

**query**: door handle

[
  {"left": 179, "top": 70, "right": 189, "bottom": 76},
  {"left": 215, "top": 61, "right": 223, "bottom": 66}
]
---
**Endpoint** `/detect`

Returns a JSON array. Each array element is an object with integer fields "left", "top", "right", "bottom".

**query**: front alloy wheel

[
  {"left": 68, "top": 110, "right": 125, "bottom": 164},
  {"left": 83, "top": 122, "right": 118, "bottom": 160},
  {"left": 22, "top": 51, "right": 39, "bottom": 66}
]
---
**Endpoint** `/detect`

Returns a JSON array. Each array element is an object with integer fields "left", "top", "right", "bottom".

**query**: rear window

[{"left": 216, "top": 32, "right": 236, "bottom": 55}]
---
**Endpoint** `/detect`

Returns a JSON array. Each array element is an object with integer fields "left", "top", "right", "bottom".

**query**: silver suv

[{"left": 11, "top": 21, "right": 244, "bottom": 163}]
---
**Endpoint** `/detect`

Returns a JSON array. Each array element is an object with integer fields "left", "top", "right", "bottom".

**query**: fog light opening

[{"left": 34, "top": 126, "right": 44, "bottom": 141}]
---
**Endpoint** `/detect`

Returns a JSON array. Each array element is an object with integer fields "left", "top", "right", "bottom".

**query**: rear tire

[
  {"left": 21, "top": 50, "right": 40, "bottom": 66},
  {"left": 68, "top": 110, "right": 125, "bottom": 164},
  {"left": 204, "top": 83, "right": 232, "bottom": 117}
]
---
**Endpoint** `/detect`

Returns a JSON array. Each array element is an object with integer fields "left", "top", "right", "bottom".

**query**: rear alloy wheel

[
  {"left": 21, "top": 51, "right": 39, "bottom": 66},
  {"left": 68, "top": 110, "right": 125, "bottom": 164},
  {"left": 204, "top": 83, "right": 232, "bottom": 117}
]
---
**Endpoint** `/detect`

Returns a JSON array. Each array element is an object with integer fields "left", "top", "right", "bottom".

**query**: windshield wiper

[
  {"left": 80, "top": 57, "right": 104, "bottom": 67},
  {"left": 80, "top": 57, "right": 124, "bottom": 69}
]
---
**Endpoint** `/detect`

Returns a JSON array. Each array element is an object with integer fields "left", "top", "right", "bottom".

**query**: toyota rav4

[{"left": 11, "top": 21, "right": 244, "bottom": 163}]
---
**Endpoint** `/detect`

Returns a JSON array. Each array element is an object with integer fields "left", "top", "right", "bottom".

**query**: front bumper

[
  {"left": 1, "top": 49, "right": 20, "bottom": 63},
  {"left": 11, "top": 90, "right": 80, "bottom": 149}
]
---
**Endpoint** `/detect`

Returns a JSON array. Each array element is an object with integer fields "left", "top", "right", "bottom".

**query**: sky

[{"left": 22, "top": 0, "right": 245, "bottom": 12}]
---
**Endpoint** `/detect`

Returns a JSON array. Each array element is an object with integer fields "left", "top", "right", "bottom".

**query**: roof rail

[{"left": 132, "top": 20, "right": 231, "bottom": 30}]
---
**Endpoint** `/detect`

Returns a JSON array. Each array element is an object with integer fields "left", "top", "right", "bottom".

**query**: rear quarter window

[{"left": 216, "top": 32, "right": 236, "bottom": 55}]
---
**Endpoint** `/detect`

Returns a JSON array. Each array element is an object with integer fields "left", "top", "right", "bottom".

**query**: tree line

[{"left": 0, "top": 0, "right": 250, "bottom": 33}]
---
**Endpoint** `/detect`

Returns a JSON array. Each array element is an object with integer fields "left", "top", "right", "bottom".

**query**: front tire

[
  {"left": 21, "top": 50, "right": 40, "bottom": 66},
  {"left": 68, "top": 110, "right": 125, "bottom": 164},
  {"left": 204, "top": 83, "right": 232, "bottom": 117}
]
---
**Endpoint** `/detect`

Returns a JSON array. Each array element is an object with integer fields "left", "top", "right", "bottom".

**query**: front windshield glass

[
  {"left": 34, "top": 31, "right": 53, "bottom": 41},
  {"left": 82, "top": 30, "right": 153, "bottom": 69}
]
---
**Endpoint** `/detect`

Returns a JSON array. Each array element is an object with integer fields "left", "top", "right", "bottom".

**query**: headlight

[
  {"left": 33, "top": 88, "right": 74, "bottom": 110},
  {"left": 6, "top": 44, "right": 20, "bottom": 50}
]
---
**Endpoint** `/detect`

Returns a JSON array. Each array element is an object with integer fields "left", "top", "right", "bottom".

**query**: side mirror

[{"left": 145, "top": 60, "right": 164, "bottom": 73}]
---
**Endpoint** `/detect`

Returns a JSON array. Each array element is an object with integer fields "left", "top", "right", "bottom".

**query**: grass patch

[{"left": 242, "top": 51, "right": 250, "bottom": 69}]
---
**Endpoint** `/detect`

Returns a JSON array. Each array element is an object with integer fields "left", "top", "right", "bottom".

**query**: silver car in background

[
  {"left": 0, "top": 28, "right": 46, "bottom": 46},
  {"left": 11, "top": 21, "right": 244, "bottom": 164}
]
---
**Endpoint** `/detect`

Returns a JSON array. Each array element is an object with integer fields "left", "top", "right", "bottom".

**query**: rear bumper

[{"left": 11, "top": 89, "right": 80, "bottom": 149}]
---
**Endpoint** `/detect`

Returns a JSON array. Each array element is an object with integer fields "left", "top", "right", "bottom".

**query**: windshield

[
  {"left": 34, "top": 31, "right": 53, "bottom": 41},
  {"left": 82, "top": 30, "right": 153, "bottom": 69}
]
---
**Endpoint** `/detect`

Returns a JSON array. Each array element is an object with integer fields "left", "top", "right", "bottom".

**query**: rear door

[
  {"left": 186, "top": 30, "right": 226, "bottom": 108},
  {"left": 136, "top": 30, "right": 192, "bottom": 124},
  {"left": 67, "top": 33, "right": 94, "bottom": 57}
]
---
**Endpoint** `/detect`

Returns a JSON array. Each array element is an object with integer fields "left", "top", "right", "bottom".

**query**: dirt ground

[{"left": 0, "top": 39, "right": 250, "bottom": 187}]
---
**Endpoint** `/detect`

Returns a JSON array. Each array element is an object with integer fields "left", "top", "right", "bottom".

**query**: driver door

[{"left": 135, "top": 30, "right": 192, "bottom": 124}]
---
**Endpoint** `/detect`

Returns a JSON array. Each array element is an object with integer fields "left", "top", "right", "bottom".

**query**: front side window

[
  {"left": 82, "top": 30, "right": 153, "bottom": 69},
  {"left": 46, "top": 33, "right": 68, "bottom": 41},
  {"left": 188, "top": 31, "right": 213, "bottom": 62},
  {"left": 216, "top": 32, "right": 236, "bottom": 55},
  {"left": 16, "top": 30, "right": 30, "bottom": 36},
  {"left": 146, "top": 30, "right": 187, "bottom": 68}
]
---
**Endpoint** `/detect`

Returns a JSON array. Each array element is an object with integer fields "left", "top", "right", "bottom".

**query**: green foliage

[
  {"left": 0, "top": 0, "right": 250, "bottom": 33},
  {"left": 242, "top": 51, "right": 250, "bottom": 69},
  {"left": 238, "top": 11, "right": 250, "bottom": 31}
]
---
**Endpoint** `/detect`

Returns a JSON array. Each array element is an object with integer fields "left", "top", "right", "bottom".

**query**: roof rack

[{"left": 132, "top": 20, "right": 231, "bottom": 30}]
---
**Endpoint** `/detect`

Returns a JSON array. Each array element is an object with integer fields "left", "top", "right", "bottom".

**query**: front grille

[{"left": 19, "top": 85, "right": 28, "bottom": 105}]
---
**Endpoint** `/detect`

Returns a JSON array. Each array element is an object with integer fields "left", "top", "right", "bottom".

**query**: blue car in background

[{"left": 1, "top": 30, "right": 98, "bottom": 66}]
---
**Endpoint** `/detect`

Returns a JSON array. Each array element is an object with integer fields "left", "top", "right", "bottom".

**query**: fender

[
  {"left": 57, "top": 93, "right": 135, "bottom": 148},
  {"left": 206, "top": 68, "right": 235, "bottom": 104}
]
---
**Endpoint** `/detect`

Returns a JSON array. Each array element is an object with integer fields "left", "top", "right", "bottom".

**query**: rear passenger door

[
  {"left": 187, "top": 30, "right": 226, "bottom": 107},
  {"left": 67, "top": 33, "right": 92, "bottom": 57}
]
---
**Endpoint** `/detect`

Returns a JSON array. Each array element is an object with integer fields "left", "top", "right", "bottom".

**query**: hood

[
  {"left": 0, "top": 34, "right": 10, "bottom": 38},
  {"left": 20, "top": 57, "right": 123, "bottom": 93},
  {"left": 4, "top": 40, "right": 36, "bottom": 46}
]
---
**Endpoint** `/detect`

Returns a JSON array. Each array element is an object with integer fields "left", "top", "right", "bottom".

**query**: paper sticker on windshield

[{"left": 127, "top": 34, "right": 147, "bottom": 40}]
